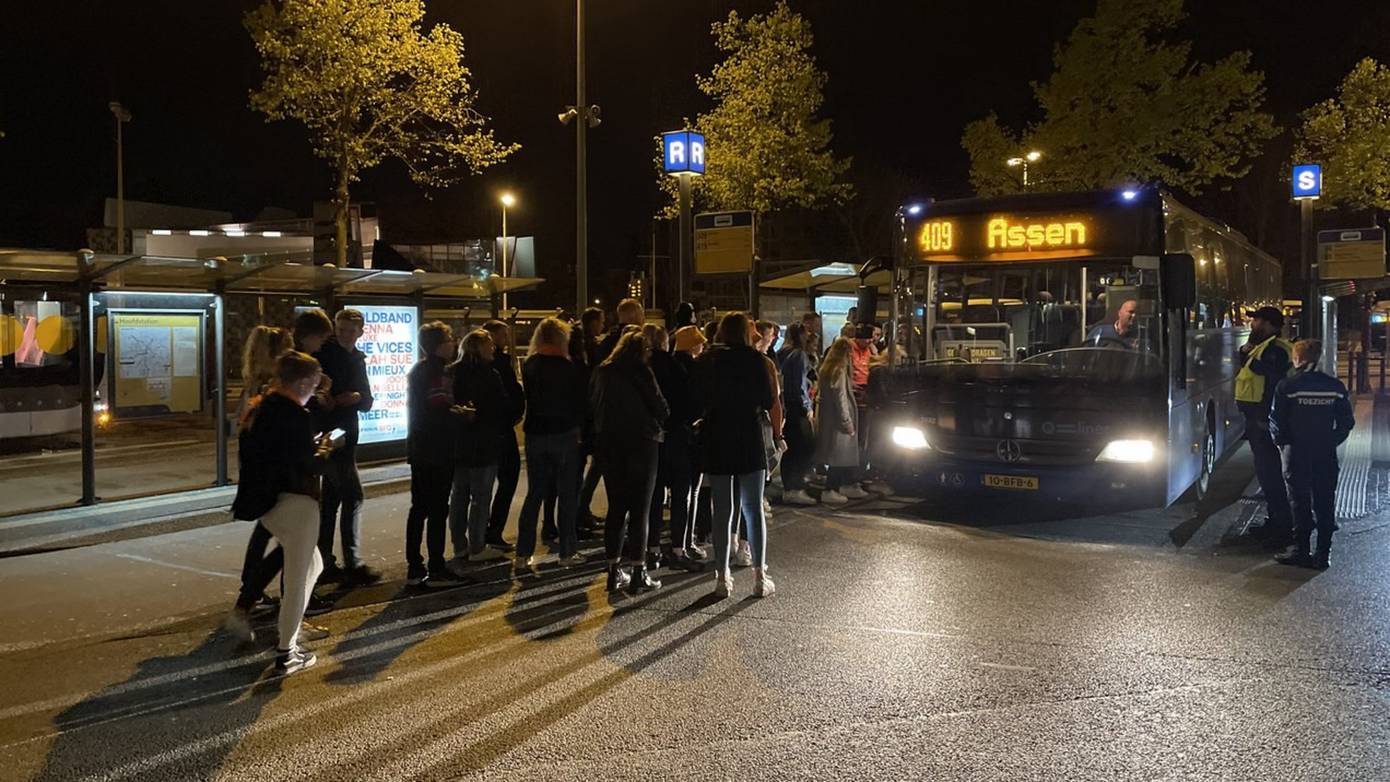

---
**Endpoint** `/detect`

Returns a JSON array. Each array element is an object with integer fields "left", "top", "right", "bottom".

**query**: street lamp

[
  {"left": 1006, "top": 149, "right": 1042, "bottom": 189},
  {"left": 499, "top": 192, "right": 516, "bottom": 311},
  {"left": 560, "top": 0, "right": 602, "bottom": 315},
  {"left": 108, "top": 101, "right": 132, "bottom": 254}
]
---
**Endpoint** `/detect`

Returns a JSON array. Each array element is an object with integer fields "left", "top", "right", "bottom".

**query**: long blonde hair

[
  {"left": 529, "top": 316, "right": 572, "bottom": 355},
  {"left": 241, "top": 325, "right": 291, "bottom": 394},
  {"left": 818, "top": 337, "right": 854, "bottom": 386}
]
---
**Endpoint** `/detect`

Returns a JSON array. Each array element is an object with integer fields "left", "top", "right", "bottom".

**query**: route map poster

[
  {"left": 111, "top": 312, "right": 204, "bottom": 414},
  {"left": 355, "top": 305, "right": 417, "bottom": 445}
]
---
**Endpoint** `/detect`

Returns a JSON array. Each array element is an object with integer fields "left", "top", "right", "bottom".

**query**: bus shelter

[
  {"left": 0, "top": 248, "right": 541, "bottom": 517},
  {"left": 759, "top": 261, "right": 892, "bottom": 341}
]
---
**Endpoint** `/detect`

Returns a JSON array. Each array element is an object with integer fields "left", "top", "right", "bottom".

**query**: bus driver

[{"left": 1086, "top": 298, "right": 1139, "bottom": 349}]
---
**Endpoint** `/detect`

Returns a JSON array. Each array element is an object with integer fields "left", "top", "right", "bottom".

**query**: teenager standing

[
  {"left": 591, "top": 328, "right": 669, "bottom": 593},
  {"left": 404, "top": 322, "right": 467, "bottom": 588},
  {"left": 231, "top": 351, "right": 336, "bottom": 675}
]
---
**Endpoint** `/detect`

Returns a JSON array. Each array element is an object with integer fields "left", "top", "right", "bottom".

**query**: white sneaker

[
  {"left": 783, "top": 489, "right": 816, "bottom": 506},
  {"left": 558, "top": 552, "right": 586, "bottom": 567},
  {"left": 839, "top": 484, "right": 870, "bottom": 500},
  {"left": 753, "top": 569, "right": 775, "bottom": 598},
  {"left": 274, "top": 647, "right": 317, "bottom": 676},
  {"left": 762, "top": 497, "right": 773, "bottom": 515},
  {"left": 821, "top": 489, "right": 849, "bottom": 506},
  {"left": 713, "top": 570, "right": 734, "bottom": 598},
  {"left": 223, "top": 607, "right": 254, "bottom": 643},
  {"left": 732, "top": 540, "right": 753, "bottom": 568},
  {"left": 687, "top": 543, "right": 707, "bottom": 560}
]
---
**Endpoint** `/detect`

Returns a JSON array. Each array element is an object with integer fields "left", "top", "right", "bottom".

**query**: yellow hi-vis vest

[{"left": 1235, "top": 335, "right": 1295, "bottom": 403}]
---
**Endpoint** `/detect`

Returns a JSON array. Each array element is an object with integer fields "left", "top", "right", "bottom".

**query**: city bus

[{"left": 872, "top": 187, "right": 1282, "bottom": 506}]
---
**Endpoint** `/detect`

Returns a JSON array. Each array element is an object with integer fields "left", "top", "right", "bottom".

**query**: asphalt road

[{"left": 1, "top": 463, "right": 1388, "bottom": 781}]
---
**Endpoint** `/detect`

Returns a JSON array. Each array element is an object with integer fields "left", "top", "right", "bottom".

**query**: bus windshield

[{"left": 911, "top": 260, "right": 1162, "bottom": 377}]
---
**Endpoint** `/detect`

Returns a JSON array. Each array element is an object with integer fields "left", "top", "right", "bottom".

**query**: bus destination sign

[{"left": 909, "top": 199, "right": 1155, "bottom": 264}]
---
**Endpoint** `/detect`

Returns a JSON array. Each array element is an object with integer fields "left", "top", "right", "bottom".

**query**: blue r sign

[{"left": 662, "top": 131, "right": 705, "bottom": 176}]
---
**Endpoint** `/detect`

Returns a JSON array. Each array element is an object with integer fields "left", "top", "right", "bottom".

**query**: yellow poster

[{"left": 112, "top": 313, "right": 203, "bottom": 413}]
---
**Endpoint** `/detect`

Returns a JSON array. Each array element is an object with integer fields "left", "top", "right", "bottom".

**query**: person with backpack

[{"left": 230, "top": 351, "right": 338, "bottom": 675}]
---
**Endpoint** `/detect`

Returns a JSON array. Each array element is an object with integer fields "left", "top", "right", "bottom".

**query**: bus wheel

[{"left": 1196, "top": 419, "right": 1217, "bottom": 500}]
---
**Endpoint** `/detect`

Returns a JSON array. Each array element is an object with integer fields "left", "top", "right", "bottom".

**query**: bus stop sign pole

[{"left": 1293, "top": 163, "right": 1321, "bottom": 338}]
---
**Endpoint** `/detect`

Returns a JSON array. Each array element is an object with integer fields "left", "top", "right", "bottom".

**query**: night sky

[{"left": 2, "top": 1, "right": 1387, "bottom": 301}]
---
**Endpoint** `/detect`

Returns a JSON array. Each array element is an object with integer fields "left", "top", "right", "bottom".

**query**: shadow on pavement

[
  {"left": 351, "top": 578, "right": 750, "bottom": 779},
  {"left": 32, "top": 632, "right": 283, "bottom": 781},
  {"left": 323, "top": 572, "right": 513, "bottom": 687}
]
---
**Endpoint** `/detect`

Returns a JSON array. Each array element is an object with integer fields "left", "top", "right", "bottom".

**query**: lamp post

[
  {"left": 499, "top": 192, "right": 516, "bottom": 311},
  {"left": 1006, "top": 149, "right": 1042, "bottom": 190},
  {"left": 559, "top": 0, "right": 601, "bottom": 315},
  {"left": 108, "top": 101, "right": 132, "bottom": 254}
]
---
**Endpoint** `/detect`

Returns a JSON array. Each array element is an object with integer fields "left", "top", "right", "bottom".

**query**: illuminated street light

[
  {"left": 499, "top": 192, "right": 517, "bottom": 310},
  {"left": 1007, "top": 150, "right": 1043, "bottom": 189}
]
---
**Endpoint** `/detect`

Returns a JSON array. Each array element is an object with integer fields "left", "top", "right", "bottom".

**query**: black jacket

[
  {"left": 522, "top": 353, "right": 586, "bottom": 436},
  {"left": 314, "top": 338, "right": 374, "bottom": 446},
  {"left": 1270, "top": 368, "right": 1355, "bottom": 453},
  {"left": 694, "top": 345, "right": 774, "bottom": 475},
  {"left": 453, "top": 359, "right": 509, "bottom": 467},
  {"left": 232, "top": 393, "right": 324, "bottom": 520},
  {"left": 493, "top": 351, "right": 526, "bottom": 431},
  {"left": 591, "top": 361, "right": 668, "bottom": 448},
  {"left": 594, "top": 324, "right": 632, "bottom": 365},
  {"left": 407, "top": 356, "right": 456, "bottom": 466},
  {"left": 652, "top": 349, "right": 698, "bottom": 438}
]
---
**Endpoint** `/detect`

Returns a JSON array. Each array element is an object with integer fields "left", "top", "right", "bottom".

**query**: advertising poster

[
  {"left": 111, "top": 312, "right": 204, "bottom": 414},
  {"left": 355, "top": 305, "right": 418, "bottom": 444}
]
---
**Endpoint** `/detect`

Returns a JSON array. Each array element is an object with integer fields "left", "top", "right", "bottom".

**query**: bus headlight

[
  {"left": 1095, "top": 439, "right": 1154, "bottom": 464},
  {"left": 892, "top": 425, "right": 930, "bottom": 450}
]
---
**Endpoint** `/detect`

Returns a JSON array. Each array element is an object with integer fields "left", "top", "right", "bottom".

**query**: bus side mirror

[{"left": 1161, "top": 253, "right": 1195, "bottom": 310}]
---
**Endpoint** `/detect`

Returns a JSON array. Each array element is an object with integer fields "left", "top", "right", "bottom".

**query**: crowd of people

[{"left": 221, "top": 299, "right": 894, "bottom": 675}]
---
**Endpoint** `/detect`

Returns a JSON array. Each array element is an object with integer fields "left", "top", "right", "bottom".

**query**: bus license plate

[{"left": 982, "top": 474, "right": 1039, "bottom": 490}]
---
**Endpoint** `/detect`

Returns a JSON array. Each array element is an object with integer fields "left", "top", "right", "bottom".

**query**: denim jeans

[
  {"left": 450, "top": 463, "right": 498, "bottom": 557},
  {"left": 709, "top": 470, "right": 767, "bottom": 572},
  {"left": 517, "top": 429, "right": 582, "bottom": 559},
  {"left": 318, "top": 446, "right": 364, "bottom": 568}
]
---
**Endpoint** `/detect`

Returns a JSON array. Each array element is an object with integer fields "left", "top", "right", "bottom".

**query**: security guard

[
  {"left": 1236, "top": 306, "right": 1296, "bottom": 543},
  {"left": 1270, "top": 339, "right": 1354, "bottom": 569}
]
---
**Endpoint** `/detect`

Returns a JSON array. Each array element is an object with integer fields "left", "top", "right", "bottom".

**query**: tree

[
  {"left": 962, "top": 0, "right": 1276, "bottom": 197},
  {"left": 660, "top": 2, "right": 851, "bottom": 238},
  {"left": 246, "top": 0, "right": 517, "bottom": 266},
  {"left": 1295, "top": 58, "right": 1390, "bottom": 211}
]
